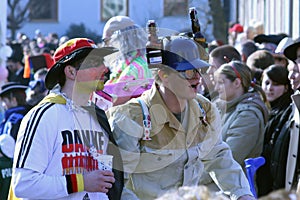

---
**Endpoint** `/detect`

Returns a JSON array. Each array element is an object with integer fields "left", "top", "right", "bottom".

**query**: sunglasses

[
  {"left": 177, "top": 68, "right": 202, "bottom": 79},
  {"left": 176, "top": 67, "right": 209, "bottom": 80}
]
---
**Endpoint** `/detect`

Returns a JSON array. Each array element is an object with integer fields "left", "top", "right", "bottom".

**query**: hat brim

[
  {"left": 284, "top": 41, "right": 300, "bottom": 61},
  {"left": 0, "top": 85, "right": 28, "bottom": 96},
  {"left": 173, "top": 58, "right": 210, "bottom": 71},
  {"left": 45, "top": 47, "right": 118, "bottom": 90},
  {"left": 254, "top": 34, "right": 286, "bottom": 45},
  {"left": 163, "top": 50, "right": 209, "bottom": 71}
]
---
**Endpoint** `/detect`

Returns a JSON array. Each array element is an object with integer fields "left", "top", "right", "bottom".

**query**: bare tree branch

[{"left": 7, "top": 0, "right": 38, "bottom": 39}]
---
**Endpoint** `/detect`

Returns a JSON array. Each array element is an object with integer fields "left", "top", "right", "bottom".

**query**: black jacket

[
  {"left": 256, "top": 92, "right": 293, "bottom": 196},
  {"left": 95, "top": 106, "right": 124, "bottom": 200}
]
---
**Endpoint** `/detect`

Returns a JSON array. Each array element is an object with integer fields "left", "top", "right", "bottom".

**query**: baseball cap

[
  {"left": 162, "top": 36, "right": 209, "bottom": 71},
  {"left": 229, "top": 24, "right": 244, "bottom": 33},
  {"left": 0, "top": 82, "right": 28, "bottom": 97},
  {"left": 45, "top": 38, "right": 118, "bottom": 90},
  {"left": 102, "top": 16, "right": 135, "bottom": 40},
  {"left": 283, "top": 37, "right": 300, "bottom": 61}
]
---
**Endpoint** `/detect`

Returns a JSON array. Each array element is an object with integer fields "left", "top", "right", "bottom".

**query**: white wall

[
  {"left": 16, "top": 0, "right": 214, "bottom": 41},
  {"left": 292, "top": 0, "right": 300, "bottom": 39},
  {"left": 18, "top": 0, "right": 103, "bottom": 38},
  {"left": 237, "top": 0, "right": 299, "bottom": 39}
]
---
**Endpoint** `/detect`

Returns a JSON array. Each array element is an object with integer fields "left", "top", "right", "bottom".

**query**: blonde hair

[{"left": 254, "top": 21, "right": 264, "bottom": 35}]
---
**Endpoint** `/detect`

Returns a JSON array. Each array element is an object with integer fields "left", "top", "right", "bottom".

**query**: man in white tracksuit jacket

[{"left": 10, "top": 38, "right": 123, "bottom": 200}]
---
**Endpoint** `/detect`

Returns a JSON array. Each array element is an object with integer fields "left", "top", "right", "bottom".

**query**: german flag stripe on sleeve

[{"left": 65, "top": 174, "right": 84, "bottom": 194}]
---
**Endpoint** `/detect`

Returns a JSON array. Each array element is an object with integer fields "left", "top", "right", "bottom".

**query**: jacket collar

[
  {"left": 225, "top": 92, "right": 269, "bottom": 123},
  {"left": 38, "top": 89, "right": 88, "bottom": 113},
  {"left": 292, "top": 90, "right": 300, "bottom": 111},
  {"left": 39, "top": 92, "right": 66, "bottom": 105},
  {"left": 138, "top": 83, "right": 203, "bottom": 132},
  {"left": 4, "top": 106, "right": 28, "bottom": 119}
]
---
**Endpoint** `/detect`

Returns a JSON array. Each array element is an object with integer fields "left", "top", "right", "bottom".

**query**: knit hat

[
  {"left": 102, "top": 16, "right": 135, "bottom": 40},
  {"left": 45, "top": 38, "right": 118, "bottom": 90}
]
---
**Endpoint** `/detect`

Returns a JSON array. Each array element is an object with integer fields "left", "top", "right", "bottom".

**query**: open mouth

[{"left": 190, "top": 82, "right": 199, "bottom": 89}]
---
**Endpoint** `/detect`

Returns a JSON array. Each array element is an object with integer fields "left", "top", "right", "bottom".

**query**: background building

[
  {"left": 229, "top": 0, "right": 299, "bottom": 39},
  {"left": 1, "top": 0, "right": 300, "bottom": 46},
  {"left": 4, "top": 0, "right": 215, "bottom": 42}
]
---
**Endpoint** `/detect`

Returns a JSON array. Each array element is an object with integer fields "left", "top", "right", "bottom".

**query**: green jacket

[{"left": 218, "top": 92, "right": 268, "bottom": 166}]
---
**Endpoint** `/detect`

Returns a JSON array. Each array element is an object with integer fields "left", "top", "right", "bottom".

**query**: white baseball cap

[{"left": 102, "top": 16, "right": 135, "bottom": 40}]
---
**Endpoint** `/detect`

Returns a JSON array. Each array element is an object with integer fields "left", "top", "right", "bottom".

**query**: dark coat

[
  {"left": 95, "top": 106, "right": 124, "bottom": 200},
  {"left": 256, "top": 92, "right": 293, "bottom": 196}
]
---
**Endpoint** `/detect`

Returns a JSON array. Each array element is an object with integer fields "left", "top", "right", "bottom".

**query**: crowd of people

[{"left": 0, "top": 15, "right": 299, "bottom": 200}]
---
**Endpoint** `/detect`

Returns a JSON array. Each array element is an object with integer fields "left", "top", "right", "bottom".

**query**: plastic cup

[{"left": 97, "top": 155, "right": 113, "bottom": 171}]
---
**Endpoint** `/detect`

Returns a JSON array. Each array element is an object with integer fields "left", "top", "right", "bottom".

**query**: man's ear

[
  {"left": 158, "top": 70, "right": 168, "bottom": 81},
  {"left": 64, "top": 65, "right": 76, "bottom": 80}
]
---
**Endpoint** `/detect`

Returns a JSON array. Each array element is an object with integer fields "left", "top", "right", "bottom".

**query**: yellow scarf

[{"left": 38, "top": 93, "right": 67, "bottom": 105}]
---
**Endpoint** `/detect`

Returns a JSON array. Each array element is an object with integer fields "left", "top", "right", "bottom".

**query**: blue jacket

[{"left": 0, "top": 105, "right": 31, "bottom": 141}]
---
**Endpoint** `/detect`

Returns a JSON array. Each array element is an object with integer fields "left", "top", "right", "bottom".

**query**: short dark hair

[
  {"left": 2, "top": 89, "right": 27, "bottom": 106},
  {"left": 263, "top": 64, "right": 292, "bottom": 91},
  {"left": 241, "top": 41, "right": 258, "bottom": 59},
  {"left": 56, "top": 57, "right": 85, "bottom": 88},
  {"left": 247, "top": 50, "right": 275, "bottom": 71},
  {"left": 210, "top": 45, "right": 241, "bottom": 65}
]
